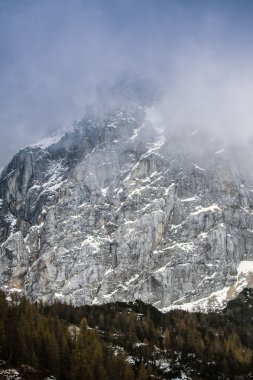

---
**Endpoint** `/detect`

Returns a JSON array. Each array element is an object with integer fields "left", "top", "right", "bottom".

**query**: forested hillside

[{"left": 0, "top": 289, "right": 253, "bottom": 379}]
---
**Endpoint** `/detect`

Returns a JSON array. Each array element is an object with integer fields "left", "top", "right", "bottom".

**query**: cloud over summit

[{"left": 0, "top": 0, "right": 253, "bottom": 166}]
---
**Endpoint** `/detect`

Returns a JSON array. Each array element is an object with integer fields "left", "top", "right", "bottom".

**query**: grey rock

[{"left": 1, "top": 106, "right": 253, "bottom": 310}]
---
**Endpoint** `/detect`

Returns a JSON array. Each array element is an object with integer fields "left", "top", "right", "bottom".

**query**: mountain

[{"left": 1, "top": 106, "right": 253, "bottom": 310}]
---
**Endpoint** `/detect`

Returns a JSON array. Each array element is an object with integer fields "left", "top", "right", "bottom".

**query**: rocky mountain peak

[{"left": 1, "top": 106, "right": 253, "bottom": 310}]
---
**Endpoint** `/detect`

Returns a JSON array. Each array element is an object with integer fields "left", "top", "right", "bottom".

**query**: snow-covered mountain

[{"left": 1, "top": 106, "right": 253, "bottom": 310}]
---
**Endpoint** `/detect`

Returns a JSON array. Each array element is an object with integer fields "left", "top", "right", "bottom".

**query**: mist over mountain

[
  {"left": 1, "top": 0, "right": 253, "bottom": 167},
  {"left": 2, "top": 2, "right": 253, "bottom": 379}
]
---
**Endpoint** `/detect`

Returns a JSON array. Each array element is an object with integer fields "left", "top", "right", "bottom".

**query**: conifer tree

[{"left": 137, "top": 362, "right": 148, "bottom": 380}]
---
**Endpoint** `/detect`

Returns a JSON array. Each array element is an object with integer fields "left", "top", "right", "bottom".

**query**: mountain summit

[{"left": 1, "top": 106, "right": 253, "bottom": 310}]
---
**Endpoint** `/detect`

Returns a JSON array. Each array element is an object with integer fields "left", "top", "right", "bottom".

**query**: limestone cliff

[{"left": 1, "top": 107, "right": 253, "bottom": 310}]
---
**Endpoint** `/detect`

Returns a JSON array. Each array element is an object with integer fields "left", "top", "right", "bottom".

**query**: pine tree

[
  {"left": 138, "top": 362, "right": 148, "bottom": 380},
  {"left": 163, "top": 328, "right": 171, "bottom": 350},
  {"left": 70, "top": 318, "right": 92, "bottom": 380},
  {"left": 123, "top": 363, "right": 135, "bottom": 380}
]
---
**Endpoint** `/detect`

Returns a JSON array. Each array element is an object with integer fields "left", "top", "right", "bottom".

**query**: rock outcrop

[{"left": 1, "top": 106, "right": 253, "bottom": 310}]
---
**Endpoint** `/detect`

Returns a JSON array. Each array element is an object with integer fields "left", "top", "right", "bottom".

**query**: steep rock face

[{"left": 1, "top": 107, "right": 253, "bottom": 309}]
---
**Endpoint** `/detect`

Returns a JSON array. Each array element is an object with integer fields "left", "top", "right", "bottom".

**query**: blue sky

[{"left": 1, "top": 0, "right": 253, "bottom": 166}]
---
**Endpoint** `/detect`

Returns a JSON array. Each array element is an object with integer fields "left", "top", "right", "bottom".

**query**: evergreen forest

[{"left": 0, "top": 288, "right": 253, "bottom": 379}]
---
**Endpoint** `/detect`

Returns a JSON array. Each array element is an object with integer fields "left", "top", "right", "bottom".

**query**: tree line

[{"left": 0, "top": 288, "right": 253, "bottom": 379}]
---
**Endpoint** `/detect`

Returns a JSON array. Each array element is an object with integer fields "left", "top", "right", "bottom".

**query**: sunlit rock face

[{"left": 1, "top": 106, "right": 253, "bottom": 310}]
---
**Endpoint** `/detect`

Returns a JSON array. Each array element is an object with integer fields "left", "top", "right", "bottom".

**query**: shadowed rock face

[{"left": 1, "top": 106, "right": 253, "bottom": 309}]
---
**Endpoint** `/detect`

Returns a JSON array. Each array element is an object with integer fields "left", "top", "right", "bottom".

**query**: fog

[
  {"left": 150, "top": 51, "right": 253, "bottom": 144},
  {"left": 1, "top": 0, "right": 253, "bottom": 167}
]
